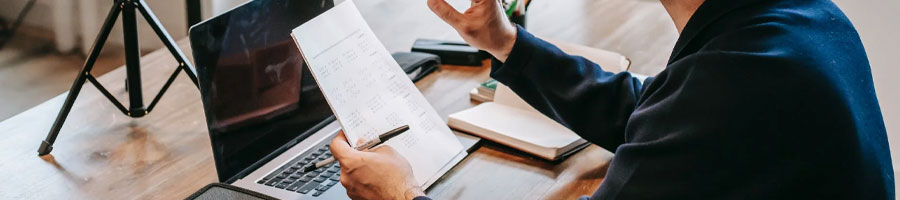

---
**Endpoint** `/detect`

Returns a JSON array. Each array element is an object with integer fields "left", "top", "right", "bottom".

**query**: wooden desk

[
  {"left": 0, "top": 39, "right": 610, "bottom": 199},
  {"left": 0, "top": 1, "right": 676, "bottom": 199}
]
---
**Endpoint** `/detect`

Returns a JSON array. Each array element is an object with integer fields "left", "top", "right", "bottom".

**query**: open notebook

[
  {"left": 290, "top": 1, "right": 466, "bottom": 189},
  {"left": 449, "top": 84, "right": 589, "bottom": 161}
]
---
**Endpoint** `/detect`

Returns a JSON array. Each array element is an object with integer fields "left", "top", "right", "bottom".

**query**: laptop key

[
  {"left": 315, "top": 168, "right": 326, "bottom": 173},
  {"left": 321, "top": 172, "right": 334, "bottom": 177},
  {"left": 315, "top": 185, "right": 329, "bottom": 191},
  {"left": 275, "top": 182, "right": 290, "bottom": 189},
  {"left": 327, "top": 181, "right": 338, "bottom": 186},
  {"left": 287, "top": 181, "right": 306, "bottom": 191},
  {"left": 263, "top": 173, "right": 279, "bottom": 180},
  {"left": 298, "top": 182, "right": 320, "bottom": 194},
  {"left": 312, "top": 190, "right": 324, "bottom": 197},
  {"left": 286, "top": 185, "right": 301, "bottom": 191},
  {"left": 313, "top": 176, "right": 327, "bottom": 182},
  {"left": 265, "top": 179, "right": 280, "bottom": 186},
  {"left": 298, "top": 188, "right": 312, "bottom": 194},
  {"left": 299, "top": 176, "right": 312, "bottom": 183},
  {"left": 329, "top": 174, "right": 340, "bottom": 181}
]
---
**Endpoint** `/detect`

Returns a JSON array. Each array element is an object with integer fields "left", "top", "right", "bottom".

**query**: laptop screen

[{"left": 189, "top": 0, "right": 334, "bottom": 182}]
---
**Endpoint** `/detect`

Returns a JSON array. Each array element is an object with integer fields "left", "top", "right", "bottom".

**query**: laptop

[{"left": 188, "top": 0, "right": 348, "bottom": 199}]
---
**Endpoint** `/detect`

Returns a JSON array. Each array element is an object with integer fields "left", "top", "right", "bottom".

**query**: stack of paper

[{"left": 290, "top": 1, "right": 466, "bottom": 189}]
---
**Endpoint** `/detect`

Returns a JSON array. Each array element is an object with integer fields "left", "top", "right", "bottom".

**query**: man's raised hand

[{"left": 427, "top": 0, "right": 518, "bottom": 62}]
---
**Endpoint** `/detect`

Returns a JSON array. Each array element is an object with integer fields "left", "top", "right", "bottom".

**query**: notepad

[
  {"left": 449, "top": 84, "right": 588, "bottom": 161},
  {"left": 290, "top": 1, "right": 466, "bottom": 189}
]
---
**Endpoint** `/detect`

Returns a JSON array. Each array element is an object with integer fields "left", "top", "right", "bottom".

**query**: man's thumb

[{"left": 330, "top": 131, "right": 357, "bottom": 160}]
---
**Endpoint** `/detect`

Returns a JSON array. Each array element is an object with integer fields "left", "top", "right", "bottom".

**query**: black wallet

[
  {"left": 410, "top": 39, "right": 488, "bottom": 66},
  {"left": 185, "top": 183, "right": 278, "bottom": 200},
  {"left": 392, "top": 52, "right": 441, "bottom": 82}
]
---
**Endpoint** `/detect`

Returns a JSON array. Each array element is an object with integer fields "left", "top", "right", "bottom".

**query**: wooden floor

[{"left": 0, "top": 27, "right": 128, "bottom": 121}]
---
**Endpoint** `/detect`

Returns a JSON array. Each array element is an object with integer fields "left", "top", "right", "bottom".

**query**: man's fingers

[
  {"left": 427, "top": 0, "right": 464, "bottom": 26},
  {"left": 470, "top": 0, "right": 500, "bottom": 12},
  {"left": 330, "top": 131, "right": 358, "bottom": 160},
  {"left": 471, "top": 0, "right": 490, "bottom": 7}
]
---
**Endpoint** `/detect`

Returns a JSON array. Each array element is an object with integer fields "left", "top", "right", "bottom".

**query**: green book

[
  {"left": 481, "top": 79, "right": 498, "bottom": 90},
  {"left": 471, "top": 79, "right": 498, "bottom": 102}
]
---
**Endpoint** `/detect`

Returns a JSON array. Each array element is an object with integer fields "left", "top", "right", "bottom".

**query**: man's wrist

[
  {"left": 492, "top": 26, "right": 518, "bottom": 62},
  {"left": 402, "top": 185, "right": 426, "bottom": 200}
]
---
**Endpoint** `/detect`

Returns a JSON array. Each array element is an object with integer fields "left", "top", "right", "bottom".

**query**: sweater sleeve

[
  {"left": 490, "top": 25, "right": 647, "bottom": 152},
  {"left": 412, "top": 196, "right": 432, "bottom": 200}
]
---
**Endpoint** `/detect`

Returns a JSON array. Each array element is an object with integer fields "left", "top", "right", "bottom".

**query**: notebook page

[
  {"left": 494, "top": 83, "right": 538, "bottom": 112},
  {"left": 290, "top": 0, "right": 464, "bottom": 187}
]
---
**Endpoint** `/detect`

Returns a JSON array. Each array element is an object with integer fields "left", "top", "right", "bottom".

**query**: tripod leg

[
  {"left": 39, "top": 1, "right": 123, "bottom": 156},
  {"left": 136, "top": 0, "right": 199, "bottom": 88},
  {"left": 122, "top": 0, "right": 146, "bottom": 117}
]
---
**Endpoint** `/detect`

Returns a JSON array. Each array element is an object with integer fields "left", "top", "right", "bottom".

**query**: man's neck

[{"left": 660, "top": 0, "right": 705, "bottom": 34}]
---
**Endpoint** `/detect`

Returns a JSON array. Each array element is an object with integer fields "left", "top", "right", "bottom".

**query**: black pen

[{"left": 301, "top": 125, "right": 410, "bottom": 173}]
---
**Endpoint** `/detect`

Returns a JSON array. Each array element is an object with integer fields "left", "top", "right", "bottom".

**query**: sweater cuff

[
  {"left": 412, "top": 196, "right": 432, "bottom": 200},
  {"left": 490, "top": 25, "right": 538, "bottom": 80}
]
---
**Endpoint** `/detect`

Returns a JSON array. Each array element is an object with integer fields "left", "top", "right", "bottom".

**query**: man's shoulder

[
  {"left": 659, "top": 0, "right": 874, "bottom": 108},
  {"left": 693, "top": 0, "right": 867, "bottom": 73}
]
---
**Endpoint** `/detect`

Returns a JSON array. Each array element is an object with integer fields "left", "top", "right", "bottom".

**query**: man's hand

[
  {"left": 427, "top": 0, "right": 518, "bottom": 62},
  {"left": 330, "top": 131, "right": 425, "bottom": 200}
]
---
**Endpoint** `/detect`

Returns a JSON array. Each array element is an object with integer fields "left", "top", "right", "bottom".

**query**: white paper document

[{"left": 290, "top": 1, "right": 465, "bottom": 188}]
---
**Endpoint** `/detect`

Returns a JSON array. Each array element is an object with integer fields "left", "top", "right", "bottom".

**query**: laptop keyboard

[{"left": 257, "top": 144, "right": 341, "bottom": 197}]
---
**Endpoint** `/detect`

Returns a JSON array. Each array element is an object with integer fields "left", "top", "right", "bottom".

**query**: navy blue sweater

[{"left": 462, "top": 0, "right": 892, "bottom": 199}]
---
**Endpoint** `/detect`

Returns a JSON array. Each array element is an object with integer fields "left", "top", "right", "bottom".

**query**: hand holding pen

[
  {"left": 326, "top": 125, "right": 425, "bottom": 199},
  {"left": 302, "top": 125, "right": 410, "bottom": 173}
]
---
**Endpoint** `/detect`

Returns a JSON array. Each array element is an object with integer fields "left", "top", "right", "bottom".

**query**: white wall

[
  {"left": 0, "top": 0, "right": 54, "bottom": 31},
  {"left": 203, "top": 0, "right": 251, "bottom": 19},
  {"left": 0, "top": 0, "right": 233, "bottom": 54},
  {"left": 831, "top": 0, "right": 900, "bottom": 193}
]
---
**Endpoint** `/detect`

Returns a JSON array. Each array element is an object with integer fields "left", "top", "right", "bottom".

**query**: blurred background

[{"left": 0, "top": 0, "right": 897, "bottom": 192}]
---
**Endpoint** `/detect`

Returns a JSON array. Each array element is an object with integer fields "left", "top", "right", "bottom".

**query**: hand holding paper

[
  {"left": 290, "top": 0, "right": 466, "bottom": 192},
  {"left": 329, "top": 131, "right": 425, "bottom": 200}
]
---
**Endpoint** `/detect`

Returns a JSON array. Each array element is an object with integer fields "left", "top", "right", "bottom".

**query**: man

[{"left": 330, "top": 0, "right": 894, "bottom": 199}]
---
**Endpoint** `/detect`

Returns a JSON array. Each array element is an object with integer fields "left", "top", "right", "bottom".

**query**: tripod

[{"left": 37, "top": 0, "right": 199, "bottom": 156}]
